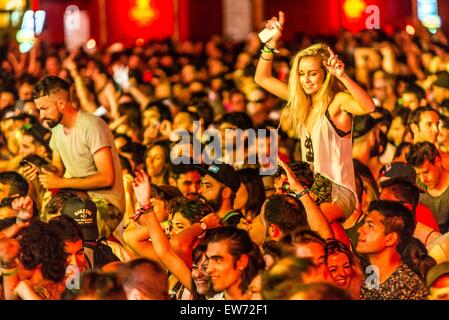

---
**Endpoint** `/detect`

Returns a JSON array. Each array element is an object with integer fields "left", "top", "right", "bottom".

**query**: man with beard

[
  {"left": 352, "top": 115, "right": 386, "bottom": 180},
  {"left": 32, "top": 76, "right": 124, "bottom": 238},
  {"left": 198, "top": 163, "right": 243, "bottom": 226},
  {"left": 168, "top": 161, "right": 201, "bottom": 200}
]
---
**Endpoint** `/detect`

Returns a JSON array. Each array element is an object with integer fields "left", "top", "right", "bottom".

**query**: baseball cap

[
  {"left": 378, "top": 162, "right": 417, "bottom": 184},
  {"left": 61, "top": 197, "right": 99, "bottom": 241},
  {"left": 433, "top": 71, "right": 449, "bottom": 90},
  {"left": 378, "top": 162, "right": 425, "bottom": 192},
  {"left": 196, "top": 163, "right": 241, "bottom": 193},
  {"left": 426, "top": 262, "right": 449, "bottom": 287},
  {"left": 352, "top": 115, "right": 378, "bottom": 139}
]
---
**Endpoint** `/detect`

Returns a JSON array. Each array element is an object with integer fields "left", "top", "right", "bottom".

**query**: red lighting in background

[
  {"left": 106, "top": 0, "right": 174, "bottom": 45},
  {"left": 405, "top": 24, "right": 415, "bottom": 35},
  {"left": 135, "top": 38, "right": 145, "bottom": 46}
]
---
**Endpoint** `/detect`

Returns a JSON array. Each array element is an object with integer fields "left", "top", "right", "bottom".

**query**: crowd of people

[{"left": 1, "top": 11, "right": 449, "bottom": 300}]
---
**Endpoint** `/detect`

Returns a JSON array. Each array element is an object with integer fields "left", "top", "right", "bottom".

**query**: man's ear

[
  {"left": 236, "top": 254, "right": 249, "bottom": 271},
  {"left": 268, "top": 223, "right": 281, "bottom": 240},
  {"left": 168, "top": 177, "right": 177, "bottom": 187},
  {"left": 385, "top": 232, "right": 399, "bottom": 247},
  {"left": 222, "top": 186, "right": 232, "bottom": 200},
  {"left": 409, "top": 123, "right": 418, "bottom": 136}
]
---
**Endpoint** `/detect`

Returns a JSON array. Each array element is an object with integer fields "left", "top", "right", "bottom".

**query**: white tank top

[{"left": 300, "top": 114, "right": 357, "bottom": 206}]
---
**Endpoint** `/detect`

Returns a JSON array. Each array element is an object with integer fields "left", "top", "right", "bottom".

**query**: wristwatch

[{"left": 200, "top": 222, "right": 207, "bottom": 231}]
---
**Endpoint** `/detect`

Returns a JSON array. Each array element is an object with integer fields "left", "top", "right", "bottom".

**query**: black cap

[
  {"left": 378, "top": 162, "right": 425, "bottom": 192},
  {"left": 197, "top": 163, "right": 241, "bottom": 193},
  {"left": 61, "top": 197, "right": 99, "bottom": 241}
]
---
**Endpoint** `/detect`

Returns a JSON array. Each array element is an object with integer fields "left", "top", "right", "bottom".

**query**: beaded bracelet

[
  {"left": 131, "top": 204, "right": 154, "bottom": 222},
  {"left": 291, "top": 188, "right": 310, "bottom": 200}
]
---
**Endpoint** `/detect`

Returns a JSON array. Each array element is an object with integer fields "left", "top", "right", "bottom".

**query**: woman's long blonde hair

[{"left": 281, "top": 43, "right": 341, "bottom": 137}]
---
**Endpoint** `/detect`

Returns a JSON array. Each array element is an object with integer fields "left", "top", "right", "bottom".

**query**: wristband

[
  {"left": 260, "top": 47, "right": 273, "bottom": 54},
  {"left": 1, "top": 268, "right": 17, "bottom": 277},
  {"left": 131, "top": 204, "right": 154, "bottom": 222},
  {"left": 1, "top": 260, "right": 16, "bottom": 269},
  {"left": 260, "top": 55, "right": 273, "bottom": 61},
  {"left": 264, "top": 43, "right": 279, "bottom": 54},
  {"left": 291, "top": 188, "right": 309, "bottom": 200}
]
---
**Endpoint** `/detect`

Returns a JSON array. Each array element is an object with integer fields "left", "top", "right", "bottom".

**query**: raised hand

[
  {"left": 323, "top": 46, "right": 345, "bottom": 79},
  {"left": 132, "top": 169, "right": 151, "bottom": 207},
  {"left": 20, "top": 162, "right": 40, "bottom": 181},
  {"left": 265, "top": 11, "right": 285, "bottom": 45},
  {"left": 200, "top": 213, "right": 222, "bottom": 230},
  {"left": 277, "top": 157, "right": 305, "bottom": 194},
  {"left": 11, "top": 196, "right": 34, "bottom": 222},
  {"left": 112, "top": 65, "right": 131, "bottom": 91},
  {"left": 39, "top": 168, "right": 64, "bottom": 189}
]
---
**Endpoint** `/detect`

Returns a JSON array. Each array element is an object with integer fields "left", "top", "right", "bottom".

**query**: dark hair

[
  {"left": 205, "top": 227, "right": 264, "bottom": 294},
  {"left": 77, "top": 271, "right": 127, "bottom": 300},
  {"left": 402, "top": 237, "right": 436, "bottom": 281},
  {"left": 408, "top": 106, "right": 439, "bottom": 127},
  {"left": 145, "top": 100, "right": 173, "bottom": 122},
  {"left": 22, "top": 125, "right": 52, "bottom": 155},
  {"left": 118, "top": 102, "right": 142, "bottom": 133},
  {"left": 264, "top": 195, "right": 307, "bottom": 234},
  {"left": 237, "top": 168, "right": 266, "bottom": 217},
  {"left": 406, "top": 142, "right": 441, "bottom": 167},
  {"left": 49, "top": 215, "right": 84, "bottom": 243},
  {"left": 368, "top": 200, "right": 415, "bottom": 245},
  {"left": 168, "top": 161, "right": 199, "bottom": 180},
  {"left": 394, "top": 142, "right": 412, "bottom": 159},
  {"left": 402, "top": 83, "right": 426, "bottom": 101},
  {"left": 118, "top": 258, "right": 169, "bottom": 300},
  {"left": 0, "top": 171, "right": 28, "bottom": 197},
  {"left": 167, "top": 197, "right": 213, "bottom": 223},
  {"left": 392, "top": 107, "right": 411, "bottom": 126},
  {"left": 279, "top": 228, "right": 326, "bottom": 257},
  {"left": 219, "top": 112, "right": 254, "bottom": 130},
  {"left": 119, "top": 155, "right": 133, "bottom": 174},
  {"left": 18, "top": 220, "right": 67, "bottom": 283},
  {"left": 325, "top": 239, "right": 354, "bottom": 266},
  {"left": 380, "top": 179, "right": 420, "bottom": 212},
  {"left": 43, "top": 189, "right": 88, "bottom": 217},
  {"left": 262, "top": 256, "right": 317, "bottom": 300},
  {"left": 33, "top": 76, "right": 70, "bottom": 100},
  {"left": 289, "top": 282, "right": 353, "bottom": 300}
]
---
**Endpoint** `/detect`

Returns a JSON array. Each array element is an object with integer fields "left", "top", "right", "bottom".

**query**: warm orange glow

[
  {"left": 135, "top": 38, "right": 144, "bottom": 46},
  {"left": 343, "top": 0, "right": 366, "bottom": 19},
  {"left": 130, "top": 0, "right": 156, "bottom": 26},
  {"left": 405, "top": 25, "right": 415, "bottom": 35}
]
